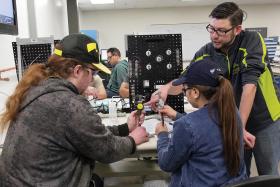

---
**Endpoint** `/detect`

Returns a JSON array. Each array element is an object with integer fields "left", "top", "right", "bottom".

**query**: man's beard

[{"left": 213, "top": 34, "right": 236, "bottom": 52}]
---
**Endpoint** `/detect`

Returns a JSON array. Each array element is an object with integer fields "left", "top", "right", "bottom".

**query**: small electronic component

[
  {"left": 156, "top": 92, "right": 165, "bottom": 126},
  {"left": 136, "top": 102, "right": 144, "bottom": 116},
  {"left": 135, "top": 95, "right": 144, "bottom": 125}
]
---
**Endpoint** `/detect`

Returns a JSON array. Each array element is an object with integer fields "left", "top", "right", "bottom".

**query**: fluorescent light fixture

[{"left": 90, "top": 0, "right": 114, "bottom": 4}]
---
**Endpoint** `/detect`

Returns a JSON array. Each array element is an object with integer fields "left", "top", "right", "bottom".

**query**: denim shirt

[{"left": 157, "top": 106, "right": 247, "bottom": 187}]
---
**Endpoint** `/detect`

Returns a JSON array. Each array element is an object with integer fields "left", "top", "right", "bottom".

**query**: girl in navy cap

[{"left": 155, "top": 59, "right": 247, "bottom": 187}]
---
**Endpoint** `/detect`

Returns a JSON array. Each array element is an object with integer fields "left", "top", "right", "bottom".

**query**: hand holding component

[
  {"left": 145, "top": 86, "right": 169, "bottom": 111},
  {"left": 158, "top": 105, "right": 177, "bottom": 120},
  {"left": 157, "top": 92, "right": 165, "bottom": 126},
  {"left": 129, "top": 126, "right": 149, "bottom": 145},
  {"left": 136, "top": 102, "right": 144, "bottom": 126},
  {"left": 127, "top": 110, "right": 145, "bottom": 132},
  {"left": 83, "top": 86, "right": 98, "bottom": 99},
  {"left": 155, "top": 122, "right": 168, "bottom": 135}
]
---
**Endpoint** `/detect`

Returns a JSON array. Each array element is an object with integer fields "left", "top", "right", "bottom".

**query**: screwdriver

[
  {"left": 136, "top": 102, "right": 144, "bottom": 126},
  {"left": 157, "top": 92, "right": 165, "bottom": 126}
]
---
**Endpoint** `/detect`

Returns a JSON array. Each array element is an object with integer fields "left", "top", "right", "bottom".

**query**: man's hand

[
  {"left": 127, "top": 110, "right": 145, "bottom": 132},
  {"left": 243, "top": 129, "right": 256, "bottom": 149},
  {"left": 145, "top": 82, "right": 182, "bottom": 111},
  {"left": 129, "top": 127, "right": 149, "bottom": 145},
  {"left": 145, "top": 90, "right": 167, "bottom": 112},
  {"left": 239, "top": 84, "right": 257, "bottom": 149},
  {"left": 83, "top": 86, "right": 98, "bottom": 99}
]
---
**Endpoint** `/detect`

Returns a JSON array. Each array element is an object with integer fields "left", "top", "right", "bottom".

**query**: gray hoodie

[{"left": 0, "top": 77, "right": 135, "bottom": 187}]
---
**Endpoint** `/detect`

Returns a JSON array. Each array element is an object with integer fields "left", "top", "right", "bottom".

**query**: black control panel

[
  {"left": 12, "top": 42, "right": 52, "bottom": 81},
  {"left": 12, "top": 40, "right": 61, "bottom": 81},
  {"left": 126, "top": 34, "right": 184, "bottom": 113}
]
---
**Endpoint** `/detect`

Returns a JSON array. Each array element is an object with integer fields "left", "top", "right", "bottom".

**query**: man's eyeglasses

[
  {"left": 87, "top": 67, "right": 99, "bottom": 76},
  {"left": 206, "top": 24, "right": 235, "bottom": 36},
  {"left": 107, "top": 54, "right": 115, "bottom": 61},
  {"left": 182, "top": 87, "right": 192, "bottom": 96}
]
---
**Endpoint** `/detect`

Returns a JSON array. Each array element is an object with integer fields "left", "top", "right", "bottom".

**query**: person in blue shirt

[{"left": 155, "top": 58, "right": 247, "bottom": 187}]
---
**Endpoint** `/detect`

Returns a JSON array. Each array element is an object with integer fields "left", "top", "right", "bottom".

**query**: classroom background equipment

[
  {"left": 126, "top": 34, "right": 184, "bottom": 113},
  {"left": 12, "top": 37, "right": 56, "bottom": 81}
]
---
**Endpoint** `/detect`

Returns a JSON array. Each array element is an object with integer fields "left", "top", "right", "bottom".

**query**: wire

[
  {"left": 29, "top": 54, "right": 42, "bottom": 66},
  {"left": 121, "top": 99, "right": 129, "bottom": 108},
  {"left": 88, "top": 97, "right": 98, "bottom": 102},
  {"left": 89, "top": 97, "right": 131, "bottom": 113}
]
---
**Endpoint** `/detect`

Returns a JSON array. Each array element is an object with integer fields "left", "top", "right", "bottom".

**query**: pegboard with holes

[
  {"left": 12, "top": 37, "right": 54, "bottom": 81},
  {"left": 126, "top": 34, "right": 184, "bottom": 113}
]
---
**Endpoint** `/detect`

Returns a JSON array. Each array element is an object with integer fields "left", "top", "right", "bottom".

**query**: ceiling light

[{"left": 90, "top": 0, "right": 114, "bottom": 4}]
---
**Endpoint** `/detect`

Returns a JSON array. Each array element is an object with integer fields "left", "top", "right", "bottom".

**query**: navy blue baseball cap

[{"left": 172, "top": 58, "right": 223, "bottom": 87}]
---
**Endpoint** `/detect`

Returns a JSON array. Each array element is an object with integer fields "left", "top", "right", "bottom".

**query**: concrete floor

[
  {"left": 250, "top": 157, "right": 259, "bottom": 177},
  {"left": 104, "top": 176, "right": 169, "bottom": 187}
]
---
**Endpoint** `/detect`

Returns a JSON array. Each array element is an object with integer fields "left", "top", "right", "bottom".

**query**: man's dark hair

[
  {"left": 107, "top": 47, "right": 121, "bottom": 57},
  {"left": 209, "top": 2, "right": 243, "bottom": 26}
]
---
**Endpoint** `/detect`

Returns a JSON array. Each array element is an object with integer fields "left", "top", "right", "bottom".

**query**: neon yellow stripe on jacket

[
  {"left": 193, "top": 54, "right": 210, "bottom": 62},
  {"left": 181, "top": 54, "right": 210, "bottom": 75},
  {"left": 239, "top": 48, "right": 248, "bottom": 68},
  {"left": 258, "top": 67, "right": 280, "bottom": 121},
  {"left": 258, "top": 33, "right": 280, "bottom": 121}
]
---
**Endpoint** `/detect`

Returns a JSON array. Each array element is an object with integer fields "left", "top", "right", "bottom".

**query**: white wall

[
  {"left": 0, "top": 0, "right": 29, "bottom": 68},
  {"left": 0, "top": 0, "right": 29, "bottom": 112},
  {"left": 79, "top": 4, "right": 280, "bottom": 59},
  {"left": 243, "top": 5, "right": 280, "bottom": 35},
  {"left": 35, "top": 0, "right": 68, "bottom": 39},
  {"left": 0, "top": 0, "right": 69, "bottom": 69},
  {"left": 0, "top": 0, "right": 69, "bottom": 112}
]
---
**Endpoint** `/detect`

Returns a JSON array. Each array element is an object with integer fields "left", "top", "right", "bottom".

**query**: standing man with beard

[{"left": 148, "top": 2, "right": 280, "bottom": 176}]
